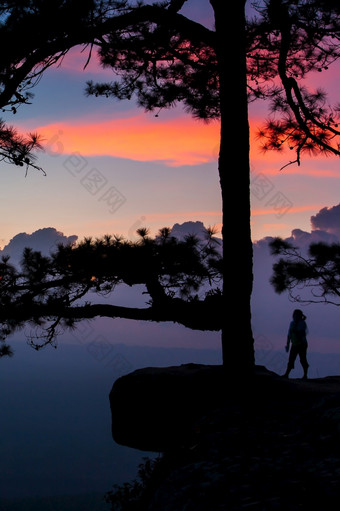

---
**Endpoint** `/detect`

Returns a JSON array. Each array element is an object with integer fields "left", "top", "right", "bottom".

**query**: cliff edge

[{"left": 109, "top": 364, "right": 340, "bottom": 510}]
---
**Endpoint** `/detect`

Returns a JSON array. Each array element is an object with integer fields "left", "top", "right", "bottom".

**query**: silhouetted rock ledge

[
  {"left": 110, "top": 363, "right": 226, "bottom": 452},
  {"left": 109, "top": 364, "right": 340, "bottom": 510}
]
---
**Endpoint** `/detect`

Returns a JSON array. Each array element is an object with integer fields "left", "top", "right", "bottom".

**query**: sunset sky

[
  {"left": 1, "top": 5, "right": 340, "bottom": 500},
  {"left": 0, "top": 0, "right": 339, "bottom": 249}
]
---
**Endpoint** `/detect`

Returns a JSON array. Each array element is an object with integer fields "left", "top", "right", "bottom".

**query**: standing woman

[{"left": 283, "top": 309, "right": 309, "bottom": 379}]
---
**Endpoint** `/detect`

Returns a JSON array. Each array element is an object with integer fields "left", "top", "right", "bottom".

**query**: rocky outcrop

[
  {"left": 109, "top": 363, "right": 340, "bottom": 452},
  {"left": 109, "top": 363, "right": 226, "bottom": 452},
  {"left": 109, "top": 364, "right": 340, "bottom": 510}
]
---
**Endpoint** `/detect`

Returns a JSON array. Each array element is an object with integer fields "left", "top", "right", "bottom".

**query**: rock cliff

[
  {"left": 109, "top": 363, "right": 226, "bottom": 452},
  {"left": 109, "top": 364, "right": 340, "bottom": 510}
]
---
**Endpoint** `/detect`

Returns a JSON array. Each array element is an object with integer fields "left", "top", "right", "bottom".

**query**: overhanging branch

[{"left": 0, "top": 299, "right": 222, "bottom": 333}]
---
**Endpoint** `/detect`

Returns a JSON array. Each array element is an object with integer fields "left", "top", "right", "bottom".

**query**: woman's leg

[
  {"left": 283, "top": 346, "right": 298, "bottom": 377},
  {"left": 299, "top": 345, "right": 309, "bottom": 379}
]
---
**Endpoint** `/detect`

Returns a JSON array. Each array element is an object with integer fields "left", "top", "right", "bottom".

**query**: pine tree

[{"left": 0, "top": 1, "right": 339, "bottom": 373}]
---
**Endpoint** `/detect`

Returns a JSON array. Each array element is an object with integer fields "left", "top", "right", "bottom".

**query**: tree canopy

[
  {"left": 0, "top": 226, "right": 222, "bottom": 357},
  {"left": 250, "top": 0, "right": 340, "bottom": 167},
  {"left": 0, "top": 1, "right": 339, "bottom": 368},
  {"left": 270, "top": 237, "right": 340, "bottom": 306},
  {"left": 0, "top": 1, "right": 339, "bottom": 168}
]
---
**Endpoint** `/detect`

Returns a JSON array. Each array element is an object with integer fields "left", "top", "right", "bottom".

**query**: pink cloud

[
  {"left": 39, "top": 114, "right": 220, "bottom": 166},
  {"left": 252, "top": 204, "right": 324, "bottom": 217}
]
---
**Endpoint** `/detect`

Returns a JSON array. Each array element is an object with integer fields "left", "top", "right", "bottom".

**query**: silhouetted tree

[
  {"left": 0, "top": 1, "right": 339, "bottom": 372},
  {"left": 270, "top": 237, "right": 340, "bottom": 306},
  {"left": 0, "top": 227, "right": 222, "bottom": 357},
  {"left": 0, "top": 0, "right": 97, "bottom": 170}
]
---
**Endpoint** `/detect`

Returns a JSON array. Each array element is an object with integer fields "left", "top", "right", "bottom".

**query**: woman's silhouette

[{"left": 283, "top": 309, "right": 309, "bottom": 379}]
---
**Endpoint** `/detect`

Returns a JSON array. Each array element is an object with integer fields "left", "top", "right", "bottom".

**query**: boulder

[
  {"left": 109, "top": 364, "right": 340, "bottom": 510},
  {"left": 109, "top": 363, "right": 226, "bottom": 451}
]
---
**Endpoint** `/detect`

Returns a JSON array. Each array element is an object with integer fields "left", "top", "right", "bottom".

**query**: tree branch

[
  {"left": 0, "top": 300, "right": 222, "bottom": 332},
  {"left": 276, "top": 1, "right": 340, "bottom": 161}
]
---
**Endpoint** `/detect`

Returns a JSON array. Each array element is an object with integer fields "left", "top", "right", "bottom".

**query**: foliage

[
  {"left": 85, "top": 3, "right": 219, "bottom": 120},
  {"left": 270, "top": 237, "right": 340, "bottom": 305},
  {"left": 0, "top": 1, "right": 339, "bottom": 366},
  {"left": 105, "top": 457, "right": 162, "bottom": 511},
  {"left": 0, "top": 0, "right": 125, "bottom": 171},
  {"left": 249, "top": 0, "right": 340, "bottom": 168},
  {"left": 0, "top": 120, "right": 43, "bottom": 172},
  {"left": 0, "top": 1, "right": 338, "bottom": 169},
  {"left": 0, "top": 226, "right": 222, "bottom": 356},
  {"left": 85, "top": 0, "right": 340, "bottom": 166}
]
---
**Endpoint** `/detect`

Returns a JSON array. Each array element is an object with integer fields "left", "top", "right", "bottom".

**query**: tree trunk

[{"left": 211, "top": 0, "right": 255, "bottom": 373}]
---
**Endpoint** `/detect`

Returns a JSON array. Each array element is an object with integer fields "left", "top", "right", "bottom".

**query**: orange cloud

[{"left": 40, "top": 115, "right": 220, "bottom": 166}]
